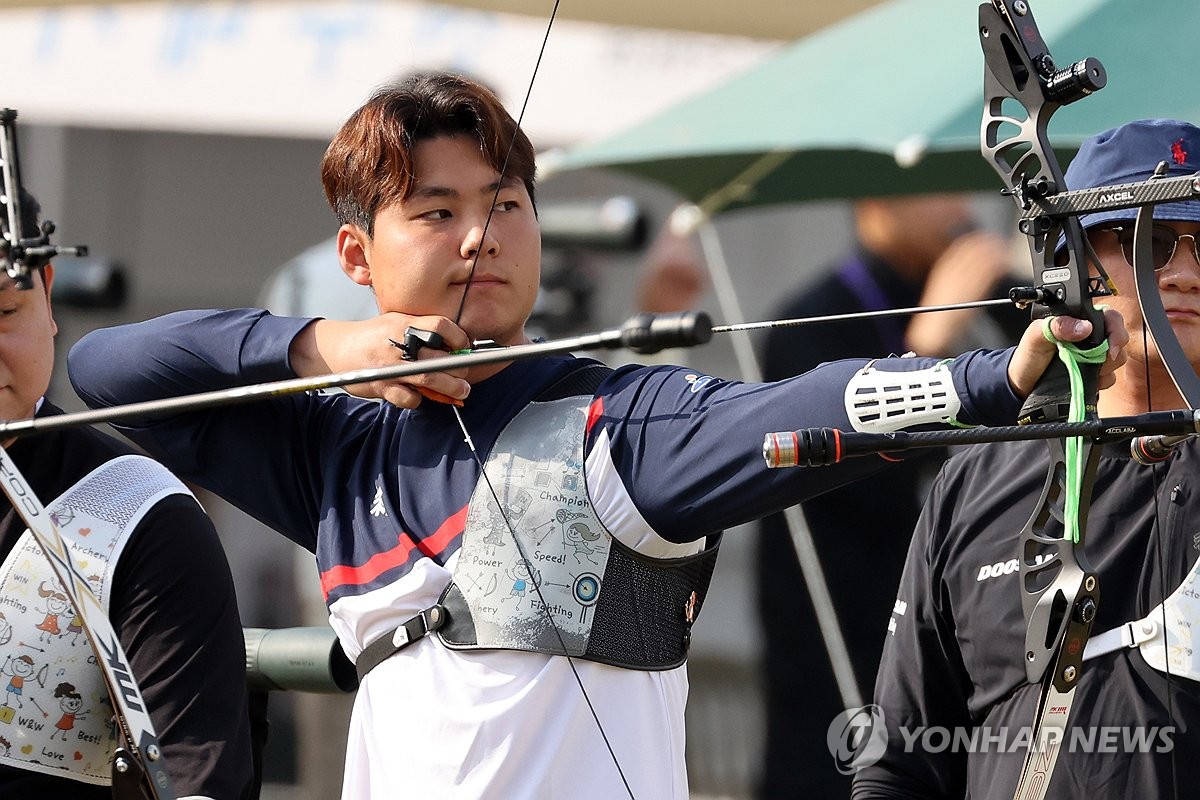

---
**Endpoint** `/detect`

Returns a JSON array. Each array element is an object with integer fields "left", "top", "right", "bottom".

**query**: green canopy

[{"left": 553, "top": 0, "right": 1200, "bottom": 209}]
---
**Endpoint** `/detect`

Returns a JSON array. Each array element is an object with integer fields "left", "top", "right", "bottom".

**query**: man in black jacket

[{"left": 854, "top": 118, "right": 1200, "bottom": 799}]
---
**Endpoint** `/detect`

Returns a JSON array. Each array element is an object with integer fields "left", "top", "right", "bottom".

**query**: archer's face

[
  {"left": 337, "top": 135, "right": 541, "bottom": 347},
  {"left": 1089, "top": 219, "right": 1200, "bottom": 379},
  {"left": 0, "top": 267, "right": 56, "bottom": 422}
]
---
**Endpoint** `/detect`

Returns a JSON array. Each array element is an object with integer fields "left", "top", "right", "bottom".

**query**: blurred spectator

[
  {"left": 636, "top": 210, "right": 708, "bottom": 314},
  {"left": 634, "top": 194, "right": 1026, "bottom": 798},
  {"left": 755, "top": 194, "right": 1024, "bottom": 798}
]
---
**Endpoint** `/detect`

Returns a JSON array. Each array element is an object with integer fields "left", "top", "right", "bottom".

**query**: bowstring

[
  {"left": 1094, "top": 233, "right": 1178, "bottom": 796},
  {"left": 1122, "top": 219, "right": 1181, "bottom": 798},
  {"left": 1142, "top": 307, "right": 1180, "bottom": 798},
  {"left": 447, "top": 2, "right": 637, "bottom": 796},
  {"left": 449, "top": 406, "right": 635, "bottom": 797},
  {"left": 453, "top": 2, "right": 559, "bottom": 324}
]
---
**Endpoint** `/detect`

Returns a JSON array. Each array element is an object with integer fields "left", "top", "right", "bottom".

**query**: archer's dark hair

[{"left": 320, "top": 71, "right": 537, "bottom": 236}]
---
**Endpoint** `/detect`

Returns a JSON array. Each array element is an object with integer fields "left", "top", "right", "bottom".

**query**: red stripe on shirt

[
  {"left": 586, "top": 396, "right": 605, "bottom": 434},
  {"left": 320, "top": 505, "right": 468, "bottom": 597}
]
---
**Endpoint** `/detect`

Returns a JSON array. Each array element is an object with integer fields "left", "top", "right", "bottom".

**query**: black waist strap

[{"left": 355, "top": 604, "right": 446, "bottom": 681}]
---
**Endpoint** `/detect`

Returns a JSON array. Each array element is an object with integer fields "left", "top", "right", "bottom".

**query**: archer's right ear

[{"left": 337, "top": 224, "right": 373, "bottom": 287}]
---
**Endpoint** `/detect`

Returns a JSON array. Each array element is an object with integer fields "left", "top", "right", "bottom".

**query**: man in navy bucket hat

[{"left": 855, "top": 119, "right": 1200, "bottom": 800}]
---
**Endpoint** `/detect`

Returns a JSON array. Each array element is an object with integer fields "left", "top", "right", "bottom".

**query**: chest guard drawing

[
  {"left": 438, "top": 372, "right": 719, "bottom": 670},
  {"left": 0, "top": 455, "right": 190, "bottom": 785}
]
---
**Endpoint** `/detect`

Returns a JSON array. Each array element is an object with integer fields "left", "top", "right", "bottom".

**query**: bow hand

[{"left": 1007, "top": 309, "right": 1128, "bottom": 400}]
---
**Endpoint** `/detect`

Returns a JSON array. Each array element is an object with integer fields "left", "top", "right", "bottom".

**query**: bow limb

[
  {"left": 1133, "top": 202, "right": 1200, "bottom": 408},
  {"left": 1130, "top": 194, "right": 1194, "bottom": 800}
]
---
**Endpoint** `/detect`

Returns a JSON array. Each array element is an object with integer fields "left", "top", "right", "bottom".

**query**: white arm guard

[{"left": 844, "top": 361, "right": 961, "bottom": 432}]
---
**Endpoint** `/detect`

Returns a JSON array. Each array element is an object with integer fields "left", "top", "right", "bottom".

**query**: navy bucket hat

[{"left": 1063, "top": 118, "right": 1200, "bottom": 232}]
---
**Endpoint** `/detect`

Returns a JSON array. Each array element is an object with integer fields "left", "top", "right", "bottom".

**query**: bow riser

[
  {"left": 1019, "top": 441, "right": 1101, "bottom": 689},
  {"left": 981, "top": 2, "right": 1106, "bottom": 426}
]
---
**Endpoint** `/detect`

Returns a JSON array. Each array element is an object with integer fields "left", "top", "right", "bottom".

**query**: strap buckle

[
  {"left": 1082, "top": 616, "right": 1158, "bottom": 661},
  {"left": 393, "top": 604, "right": 445, "bottom": 647},
  {"left": 356, "top": 604, "right": 447, "bottom": 681}
]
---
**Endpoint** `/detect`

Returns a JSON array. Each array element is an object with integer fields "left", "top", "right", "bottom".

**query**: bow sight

[{"left": 0, "top": 108, "right": 87, "bottom": 291}]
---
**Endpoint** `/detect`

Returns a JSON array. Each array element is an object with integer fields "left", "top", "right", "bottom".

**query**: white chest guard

[
  {"left": 437, "top": 371, "right": 719, "bottom": 670},
  {"left": 0, "top": 454, "right": 191, "bottom": 785},
  {"left": 1083, "top": 552, "right": 1200, "bottom": 682}
]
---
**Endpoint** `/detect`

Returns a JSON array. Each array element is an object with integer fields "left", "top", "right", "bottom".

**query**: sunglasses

[{"left": 1095, "top": 223, "right": 1200, "bottom": 271}]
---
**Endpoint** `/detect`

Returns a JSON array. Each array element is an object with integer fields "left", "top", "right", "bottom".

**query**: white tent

[{"left": 1, "top": 0, "right": 781, "bottom": 147}]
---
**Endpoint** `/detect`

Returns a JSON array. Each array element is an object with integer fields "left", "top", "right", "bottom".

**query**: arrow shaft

[
  {"left": 712, "top": 297, "right": 1016, "bottom": 334},
  {"left": 0, "top": 329, "right": 625, "bottom": 440}
]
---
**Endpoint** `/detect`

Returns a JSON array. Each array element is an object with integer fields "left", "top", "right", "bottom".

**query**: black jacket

[{"left": 853, "top": 437, "right": 1200, "bottom": 799}]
